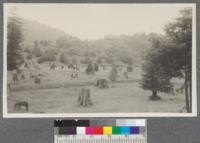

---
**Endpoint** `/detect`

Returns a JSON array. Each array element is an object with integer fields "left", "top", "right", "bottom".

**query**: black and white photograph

[{"left": 3, "top": 3, "right": 196, "bottom": 117}]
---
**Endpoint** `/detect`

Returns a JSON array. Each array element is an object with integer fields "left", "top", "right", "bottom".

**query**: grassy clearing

[
  {"left": 8, "top": 82, "right": 186, "bottom": 113},
  {"left": 7, "top": 64, "right": 186, "bottom": 113}
]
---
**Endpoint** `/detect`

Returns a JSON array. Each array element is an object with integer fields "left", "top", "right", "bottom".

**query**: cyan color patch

[{"left": 120, "top": 126, "right": 130, "bottom": 134}]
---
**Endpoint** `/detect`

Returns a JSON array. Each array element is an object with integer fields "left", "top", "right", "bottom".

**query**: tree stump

[
  {"left": 50, "top": 64, "right": 56, "bottom": 70},
  {"left": 12, "top": 73, "right": 18, "bottom": 84},
  {"left": 96, "top": 79, "right": 109, "bottom": 89},
  {"left": 127, "top": 66, "right": 133, "bottom": 72},
  {"left": 35, "top": 77, "right": 41, "bottom": 84},
  {"left": 78, "top": 88, "right": 92, "bottom": 106},
  {"left": 94, "top": 64, "right": 99, "bottom": 72},
  {"left": 124, "top": 72, "right": 129, "bottom": 79}
]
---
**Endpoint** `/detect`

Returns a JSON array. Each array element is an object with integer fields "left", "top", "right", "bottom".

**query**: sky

[{"left": 4, "top": 4, "right": 194, "bottom": 40}]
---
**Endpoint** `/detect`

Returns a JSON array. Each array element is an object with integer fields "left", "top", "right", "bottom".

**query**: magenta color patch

[{"left": 86, "top": 127, "right": 94, "bottom": 134}]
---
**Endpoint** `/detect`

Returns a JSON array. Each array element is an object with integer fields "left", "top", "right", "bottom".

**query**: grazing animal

[
  {"left": 71, "top": 66, "right": 79, "bottom": 79},
  {"left": 97, "top": 79, "right": 109, "bottom": 89},
  {"left": 71, "top": 72, "right": 78, "bottom": 79},
  {"left": 68, "top": 64, "right": 79, "bottom": 71},
  {"left": 14, "top": 101, "right": 29, "bottom": 111},
  {"left": 68, "top": 64, "right": 74, "bottom": 69},
  {"left": 78, "top": 88, "right": 92, "bottom": 106}
]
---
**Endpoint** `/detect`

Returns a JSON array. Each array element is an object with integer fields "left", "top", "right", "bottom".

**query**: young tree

[
  {"left": 164, "top": 8, "right": 192, "bottom": 112},
  {"left": 109, "top": 65, "right": 118, "bottom": 82},
  {"left": 59, "top": 53, "right": 69, "bottom": 65},
  {"left": 7, "top": 11, "right": 24, "bottom": 70},
  {"left": 94, "top": 63, "right": 99, "bottom": 72},
  {"left": 141, "top": 36, "right": 172, "bottom": 100},
  {"left": 141, "top": 8, "right": 192, "bottom": 110},
  {"left": 85, "top": 62, "right": 95, "bottom": 75}
]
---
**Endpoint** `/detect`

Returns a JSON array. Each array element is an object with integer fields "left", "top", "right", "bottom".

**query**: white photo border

[{"left": 3, "top": 3, "right": 197, "bottom": 118}]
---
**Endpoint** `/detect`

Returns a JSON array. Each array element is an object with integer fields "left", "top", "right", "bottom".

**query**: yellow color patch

[{"left": 103, "top": 126, "right": 112, "bottom": 135}]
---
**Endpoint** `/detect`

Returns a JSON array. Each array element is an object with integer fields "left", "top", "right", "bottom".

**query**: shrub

[
  {"left": 59, "top": 53, "right": 69, "bottom": 65},
  {"left": 81, "top": 57, "right": 91, "bottom": 64},
  {"left": 37, "top": 53, "right": 56, "bottom": 63},
  {"left": 97, "top": 79, "right": 109, "bottom": 89},
  {"left": 127, "top": 66, "right": 133, "bottom": 72},
  {"left": 85, "top": 62, "right": 95, "bottom": 75},
  {"left": 109, "top": 66, "right": 118, "bottom": 81},
  {"left": 94, "top": 63, "right": 99, "bottom": 72}
]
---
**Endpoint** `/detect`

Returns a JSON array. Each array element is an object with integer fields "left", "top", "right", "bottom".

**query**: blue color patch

[{"left": 120, "top": 126, "right": 130, "bottom": 134}]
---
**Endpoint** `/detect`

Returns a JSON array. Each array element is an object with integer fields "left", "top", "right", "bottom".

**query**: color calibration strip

[
  {"left": 54, "top": 119, "right": 147, "bottom": 143},
  {"left": 56, "top": 126, "right": 144, "bottom": 135}
]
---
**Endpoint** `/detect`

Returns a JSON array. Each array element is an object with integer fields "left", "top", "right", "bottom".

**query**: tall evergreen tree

[
  {"left": 141, "top": 36, "right": 172, "bottom": 100},
  {"left": 164, "top": 8, "right": 192, "bottom": 112},
  {"left": 7, "top": 11, "right": 24, "bottom": 70}
]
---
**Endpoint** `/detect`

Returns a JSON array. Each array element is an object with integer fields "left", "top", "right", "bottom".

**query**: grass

[
  {"left": 8, "top": 82, "right": 186, "bottom": 113},
  {"left": 7, "top": 64, "right": 186, "bottom": 113}
]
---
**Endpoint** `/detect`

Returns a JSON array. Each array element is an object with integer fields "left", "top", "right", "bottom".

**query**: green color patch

[{"left": 112, "top": 126, "right": 121, "bottom": 134}]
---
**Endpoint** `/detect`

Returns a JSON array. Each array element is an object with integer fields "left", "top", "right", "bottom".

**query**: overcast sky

[{"left": 4, "top": 4, "right": 194, "bottom": 40}]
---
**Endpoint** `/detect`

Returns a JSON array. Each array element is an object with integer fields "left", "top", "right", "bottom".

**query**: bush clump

[
  {"left": 38, "top": 53, "right": 56, "bottom": 64},
  {"left": 109, "top": 66, "right": 118, "bottom": 81},
  {"left": 85, "top": 62, "right": 95, "bottom": 75}
]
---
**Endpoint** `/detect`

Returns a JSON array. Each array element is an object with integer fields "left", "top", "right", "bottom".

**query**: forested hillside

[{"left": 21, "top": 19, "right": 154, "bottom": 67}]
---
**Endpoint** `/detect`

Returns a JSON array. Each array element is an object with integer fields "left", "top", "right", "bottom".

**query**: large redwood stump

[
  {"left": 96, "top": 79, "right": 109, "bottom": 89},
  {"left": 78, "top": 88, "right": 92, "bottom": 106}
]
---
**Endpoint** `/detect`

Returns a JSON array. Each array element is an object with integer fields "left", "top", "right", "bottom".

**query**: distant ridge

[{"left": 22, "top": 19, "right": 67, "bottom": 42}]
